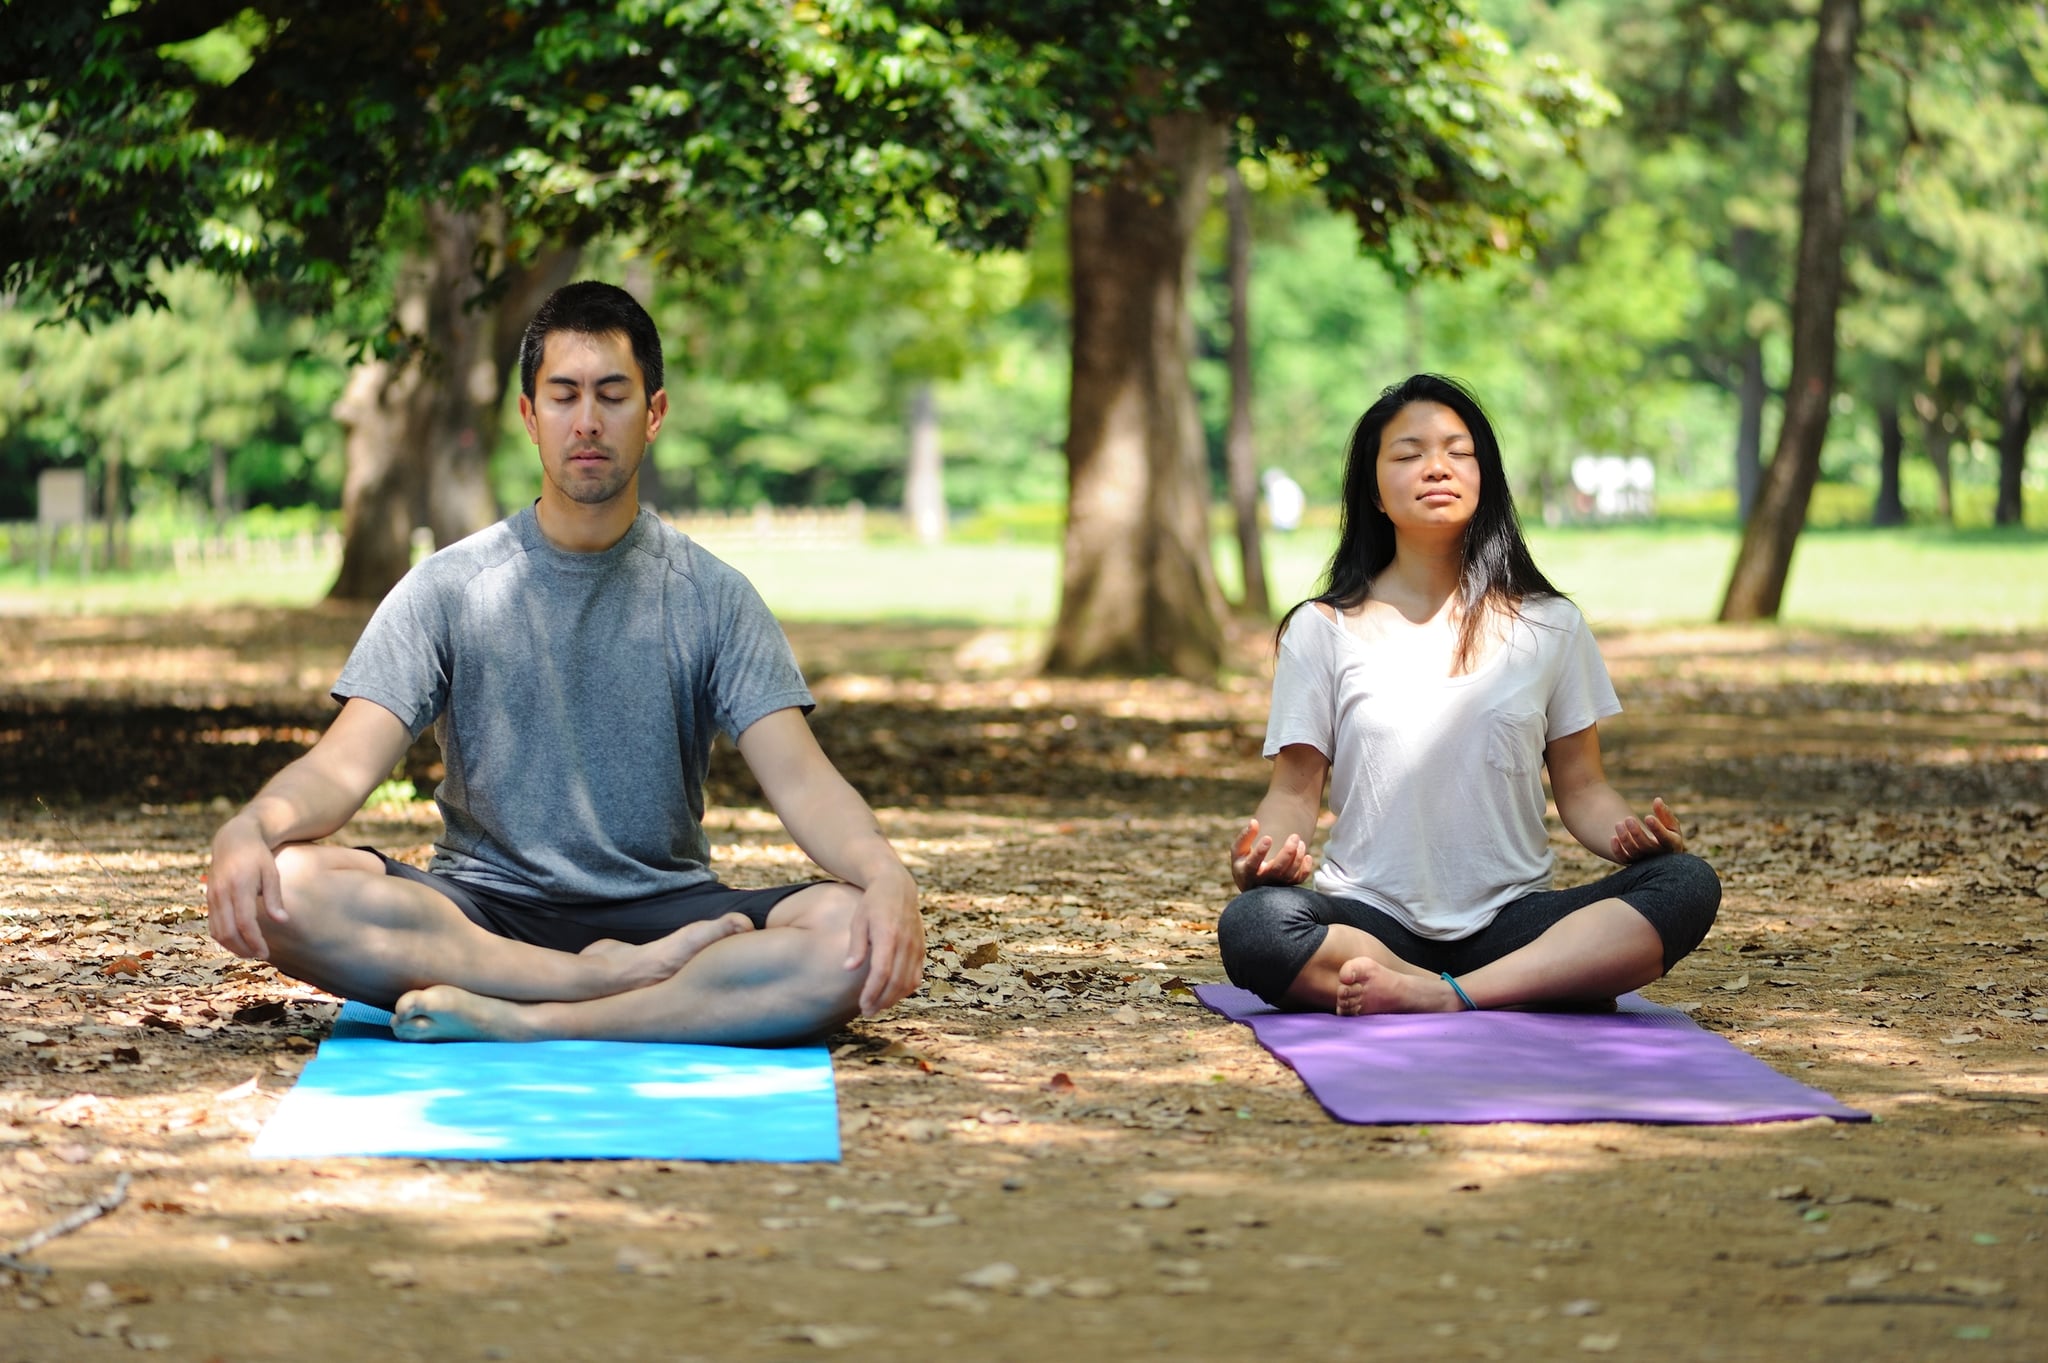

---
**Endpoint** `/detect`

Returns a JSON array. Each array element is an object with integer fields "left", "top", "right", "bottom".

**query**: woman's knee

[
  {"left": 1664, "top": 852, "right": 1721, "bottom": 915},
  {"left": 1217, "top": 886, "right": 1325, "bottom": 1004},
  {"left": 1643, "top": 852, "right": 1721, "bottom": 968}
]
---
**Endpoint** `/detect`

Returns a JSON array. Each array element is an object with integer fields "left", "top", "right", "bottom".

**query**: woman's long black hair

[{"left": 1278, "top": 374, "right": 1561, "bottom": 673}]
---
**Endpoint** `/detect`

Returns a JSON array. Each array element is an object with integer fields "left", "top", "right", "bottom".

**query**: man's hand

[
  {"left": 201, "top": 698, "right": 411, "bottom": 960},
  {"left": 1231, "top": 818, "right": 1316, "bottom": 893},
  {"left": 208, "top": 816, "right": 286, "bottom": 959},
  {"left": 1611, "top": 796, "right": 1686, "bottom": 864},
  {"left": 842, "top": 869, "right": 924, "bottom": 1016}
]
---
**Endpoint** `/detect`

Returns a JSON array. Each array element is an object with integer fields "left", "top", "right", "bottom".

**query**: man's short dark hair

[{"left": 518, "top": 281, "right": 665, "bottom": 401}]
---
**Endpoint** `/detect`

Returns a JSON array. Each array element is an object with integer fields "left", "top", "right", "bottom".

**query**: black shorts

[{"left": 373, "top": 853, "right": 818, "bottom": 954}]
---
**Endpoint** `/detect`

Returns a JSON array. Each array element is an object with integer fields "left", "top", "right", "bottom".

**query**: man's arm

[
  {"left": 1545, "top": 724, "right": 1686, "bottom": 864},
  {"left": 207, "top": 697, "right": 415, "bottom": 959},
  {"left": 735, "top": 707, "right": 923, "bottom": 1016}
]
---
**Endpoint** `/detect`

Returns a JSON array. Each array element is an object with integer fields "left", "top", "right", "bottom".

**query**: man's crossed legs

[{"left": 259, "top": 845, "right": 866, "bottom": 1045}]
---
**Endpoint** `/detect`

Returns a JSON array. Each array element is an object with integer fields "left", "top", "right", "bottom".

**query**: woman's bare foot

[
  {"left": 391, "top": 985, "right": 532, "bottom": 1042},
  {"left": 1334, "top": 957, "right": 1468, "bottom": 1015},
  {"left": 577, "top": 913, "right": 754, "bottom": 997}
]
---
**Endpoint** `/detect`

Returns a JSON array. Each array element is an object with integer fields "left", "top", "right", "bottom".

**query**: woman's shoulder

[
  {"left": 1515, "top": 592, "right": 1588, "bottom": 633},
  {"left": 1278, "top": 600, "right": 1342, "bottom": 646}
]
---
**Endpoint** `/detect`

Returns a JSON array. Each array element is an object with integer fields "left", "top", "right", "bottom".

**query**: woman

[{"left": 1219, "top": 374, "right": 1718, "bottom": 1014}]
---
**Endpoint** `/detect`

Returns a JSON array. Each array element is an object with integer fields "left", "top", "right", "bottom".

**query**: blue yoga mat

[{"left": 251, "top": 1002, "right": 840, "bottom": 1161}]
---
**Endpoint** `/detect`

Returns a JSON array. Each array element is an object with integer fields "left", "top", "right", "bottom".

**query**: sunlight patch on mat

[{"left": 252, "top": 1003, "right": 840, "bottom": 1162}]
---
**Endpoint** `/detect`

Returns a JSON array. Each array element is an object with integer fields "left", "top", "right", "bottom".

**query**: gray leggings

[{"left": 1217, "top": 853, "right": 1721, "bottom": 1006}]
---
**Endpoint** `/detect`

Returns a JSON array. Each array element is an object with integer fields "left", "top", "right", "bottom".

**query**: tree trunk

[
  {"left": 101, "top": 444, "right": 124, "bottom": 571},
  {"left": 618, "top": 256, "right": 663, "bottom": 509},
  {"left": 208, "top": 442, "right": 231, "bottom": 529},
  {"left": 1223, "top": 161, "right": 1269, "bottom": 619},
  {"left": 903, "top": 380, "right": 946, "bottom": 546},
  {"left": 415, "top": 204, "right": 501, "bottom": 549},
  {"left": 1915, "top": 392, "right": 1955, "bottom": 526},
  {"left": 328, "top": 356, "right": 424, "bottom": 601},
  {"left": 1718, "top": 0, "right": 1860, "bottom": 622},
  {"left": 1995, "top": 342, "right": 2035, "bottom": 527},
  {"left": 1045, "top": 111, "right": 1226, "bottom": 676},
  {"left": 1734, "top": 333, "right": 1765, "bottom": 522},
  {"left": 329, "top": 208, "right": 579, "bottom": 602},
  {"left": 1871, "top": 387, "right": 1905, "bottom": 527}
]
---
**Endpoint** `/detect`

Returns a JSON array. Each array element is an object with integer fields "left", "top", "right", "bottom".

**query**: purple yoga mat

[{"left": 1196, "top": 983, "right": 1869, "bottom": 1126}]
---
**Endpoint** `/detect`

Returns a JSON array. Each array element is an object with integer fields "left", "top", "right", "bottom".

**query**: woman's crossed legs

[{"left": 1217, "top": 854, "right": 1720, "bottom": 1015}]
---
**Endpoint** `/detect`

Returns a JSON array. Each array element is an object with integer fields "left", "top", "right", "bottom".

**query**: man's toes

[{"left": 391, "top": 1008, "right": 437, "bottom": 1040}]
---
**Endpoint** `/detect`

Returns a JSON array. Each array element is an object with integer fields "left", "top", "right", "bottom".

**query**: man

[{"left": 206, "top": 282, "right": 923, "bottom": 1044}]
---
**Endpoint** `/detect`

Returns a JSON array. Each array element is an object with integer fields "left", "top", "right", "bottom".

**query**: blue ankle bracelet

[{"left": 1440, "top": 972, "right": 1479, "bottom": 1011}]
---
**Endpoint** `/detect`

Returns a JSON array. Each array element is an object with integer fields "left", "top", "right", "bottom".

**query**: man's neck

[{"left": 534, "top": 489, "right": 640, "bottom": 553}]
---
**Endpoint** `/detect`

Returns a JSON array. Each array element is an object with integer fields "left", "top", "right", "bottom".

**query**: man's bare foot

[
  {"left": 1333, "top": 957, "right": 1467, "bottom": 1015},
  {"left": 391, "top": 985, "right": 534, "bottom": 1042},
  {"left": 578, "top": 912, "right": 754, "bottom": 996}
]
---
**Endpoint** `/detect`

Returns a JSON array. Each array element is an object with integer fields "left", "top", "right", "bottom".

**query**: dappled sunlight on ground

[{"left": 1, "top": 614, "right": 2044, "bottom": 1359}]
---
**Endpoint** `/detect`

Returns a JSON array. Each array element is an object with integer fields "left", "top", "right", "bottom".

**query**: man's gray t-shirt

[{"left": 334, "top": 505, "right": 812, "bottom": 902}]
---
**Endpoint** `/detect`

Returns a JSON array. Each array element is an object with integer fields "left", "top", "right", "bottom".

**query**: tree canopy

[
  {"left": 2, "top": 0, "right": 1044, "bottom": 327},
  {"left": 2, "top": 0, "right": 2039, "bottom": 629}
]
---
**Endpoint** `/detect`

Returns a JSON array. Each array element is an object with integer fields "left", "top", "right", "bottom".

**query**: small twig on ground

[
  {"left": 1823, "top": 1291, "right": 2017, "bottom": 1309},
  {"left": 0, "top": 1172, "right": 132, "bottom": 1276},
  {"left": 1772, "top": 1240, "right": 1890, "bottom": 1268},
  {"left": 33, "top": 795, "right": 142, "bottom": 909}
]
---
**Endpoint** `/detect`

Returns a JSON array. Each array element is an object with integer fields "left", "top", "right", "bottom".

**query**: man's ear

[
  {"left": 518, "top": 393, "right": 540, "bottom": 445},
  {"left": 645, "top": 388, "right": 669, "bottom": 441}
]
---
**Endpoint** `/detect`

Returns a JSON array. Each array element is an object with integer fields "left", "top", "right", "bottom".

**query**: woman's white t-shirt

[{"left": 1263, "top": 594, "right": 1620, "bottom": 940}]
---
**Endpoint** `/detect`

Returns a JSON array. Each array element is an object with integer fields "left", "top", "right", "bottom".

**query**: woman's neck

[{"left": 1374, "top": 539, "right": 1464, "bottom": 619}]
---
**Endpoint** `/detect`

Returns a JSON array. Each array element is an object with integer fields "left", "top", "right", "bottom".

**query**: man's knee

[
  {"left": 773, "top": 881, "right": 862, "bottom": 934},
  {"left": 270, "top": 843, "right": 329, "bottom": 921},
  {"left": 271, "top": 843, "right": 375, "bottom": 912},
  {"left": 772, "top": 883, "right": 867, "bottom": 1009},
  {"left": 1218, "top": 885, "right": 1323, "bottom": 1005}
]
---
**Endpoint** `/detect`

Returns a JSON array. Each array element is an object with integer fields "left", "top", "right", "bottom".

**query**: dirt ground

[{"left": 1, "top": 607, "right": 2044, "bottom": 1363}]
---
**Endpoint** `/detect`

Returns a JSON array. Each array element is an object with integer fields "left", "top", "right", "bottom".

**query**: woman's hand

[
  {"left": 1611, "top": 796, "right": 1686, "bottom": 863},
  {"left": 1231, "top": 818, "right": 1316, "bottom": 892}
]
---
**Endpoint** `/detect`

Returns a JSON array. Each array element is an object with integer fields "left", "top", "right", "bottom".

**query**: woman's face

[{"left": 1375, "top": 400, "right": 1480, "bottom": 537}]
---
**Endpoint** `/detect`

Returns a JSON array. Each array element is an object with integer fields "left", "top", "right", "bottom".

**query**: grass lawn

[
  {"left": 3, "top": 523, "right": 2042, "bottom": 631},
  {"left": 720, "top": 524, "right": 2048, "bottom": 632}
]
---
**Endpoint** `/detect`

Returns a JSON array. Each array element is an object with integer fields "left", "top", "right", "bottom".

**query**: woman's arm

[
  {"left": 1544, "top": 724, "right": 1686, "bottom": 864},
  {"left": 1229, "top": 743, "right": 1331, "bottom": 891}
]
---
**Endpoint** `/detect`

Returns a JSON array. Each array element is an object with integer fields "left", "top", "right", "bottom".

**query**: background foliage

[{"left": 2, "top": 0, "right": 2042, "bottom": 540}]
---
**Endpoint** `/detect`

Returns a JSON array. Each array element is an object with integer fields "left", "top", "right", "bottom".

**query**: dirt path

[{"left": 2, "top": 613, "right": 2043, "bottom": 1362}]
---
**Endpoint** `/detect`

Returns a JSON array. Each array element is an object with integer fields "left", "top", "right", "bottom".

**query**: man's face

[{"left": 519, "top": 329, "right": 667, "bottom": 508}]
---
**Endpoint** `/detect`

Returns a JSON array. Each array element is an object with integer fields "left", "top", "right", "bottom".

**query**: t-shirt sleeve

[
  {"left": 1543, "top": 605, "right": 1622, "bottom": 741},
  {"left": 331, "top": 567, "right": 453, "bottom": 738},
  {"left": 1263, "top": 612, "right": 1337, "bottom": 761},
  {"left": 707, "top": 569, "right": 814, "bottom": 741}
]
